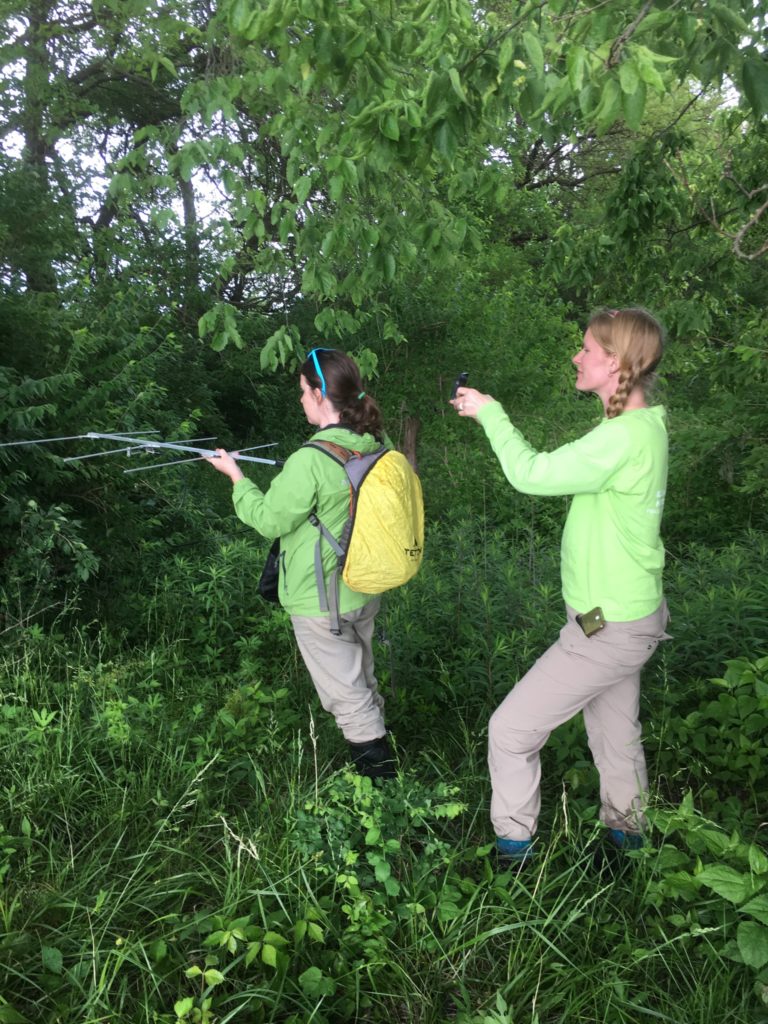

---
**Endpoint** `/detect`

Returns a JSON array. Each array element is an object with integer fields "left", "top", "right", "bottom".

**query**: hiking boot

[
  {"left": 348, "top": 734, "right": 396, "bottom": 780},
  {"left": 495, "top": 837, "right": 535, "bottom": 863},
  {"left": 608, "top": 828, "right": 644, "bottom": 851}
]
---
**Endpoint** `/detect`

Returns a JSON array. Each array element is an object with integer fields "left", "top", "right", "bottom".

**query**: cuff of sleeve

[
  {"left": 232, "top": 477, "right": 258, "bottom": 500},
  {"left": 476, "top": 400, "right": 507, "bottom": 429}
]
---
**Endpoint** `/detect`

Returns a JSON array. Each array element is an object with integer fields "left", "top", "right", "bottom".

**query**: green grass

[{"left": 1, "top": 526, "right": 767, "bottom": 1023}]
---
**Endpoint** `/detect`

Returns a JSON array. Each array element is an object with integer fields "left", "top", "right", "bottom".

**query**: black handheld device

[{"left": 451, "top": 371, "right": 469, "bottom": 400}]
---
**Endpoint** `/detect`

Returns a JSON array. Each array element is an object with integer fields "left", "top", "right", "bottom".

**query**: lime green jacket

[
  {"left": 477, "top": 402, "right": 668, "bottom": 621},
  {"left": 232, "top": 426, "right": 382, "bottom": 617}
]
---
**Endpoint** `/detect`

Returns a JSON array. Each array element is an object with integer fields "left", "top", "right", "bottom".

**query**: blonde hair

[{"left": 588, "top": 307, "right": 664, "bottom": 419}]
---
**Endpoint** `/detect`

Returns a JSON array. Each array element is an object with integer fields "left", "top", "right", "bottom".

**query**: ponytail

[{"left": 300, "top": 349, "right": 384, "bottom": 440}]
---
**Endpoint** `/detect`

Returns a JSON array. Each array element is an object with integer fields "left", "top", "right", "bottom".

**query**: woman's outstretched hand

[
  {"left": 450, "top": 386, "right": 494, "bottom": 419},
  {"left": 205, "top": 448, "right": 245, "bottom": 483}
]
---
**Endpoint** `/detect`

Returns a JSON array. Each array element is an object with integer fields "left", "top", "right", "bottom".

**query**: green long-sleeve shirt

[
  {"left": 232, "top": 426, "right": 382, "bottom": 616},
  {"left": 476, "top": 402, "right": 668, "bottom": 620}
]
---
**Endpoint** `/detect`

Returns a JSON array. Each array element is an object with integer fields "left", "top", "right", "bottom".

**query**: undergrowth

[{"left": 1, "top": 523, "right": 767, "bottom": 1022}]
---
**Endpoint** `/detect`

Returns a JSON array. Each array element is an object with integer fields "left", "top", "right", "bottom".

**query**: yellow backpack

[{"left": 306, "top": 441, "right": 424, "bottom": 634}]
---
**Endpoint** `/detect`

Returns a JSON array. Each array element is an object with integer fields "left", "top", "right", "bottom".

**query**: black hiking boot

[{"left": 347, "top": 734, "right": 396, "bottom": 780}]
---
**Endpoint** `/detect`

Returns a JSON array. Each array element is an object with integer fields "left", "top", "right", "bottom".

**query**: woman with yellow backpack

[{"left": 207, "top": 348, "right": 420, "bottom": 779}]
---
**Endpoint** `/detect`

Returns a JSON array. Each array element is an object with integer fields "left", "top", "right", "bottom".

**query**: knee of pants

[{"left": 489, "top": 708, "right": 547, "bottom": 756}]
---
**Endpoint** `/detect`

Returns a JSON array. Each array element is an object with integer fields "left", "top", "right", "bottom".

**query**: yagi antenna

[
  {"left": 0, "top": 431, "right": 283, "bottom": 469},
  {"left": 62, "top": 436, "right": 218, "bottom": 463},
  {"left": 122, "top": 442, "right": 281, "bottom": 474},
  {"left": 83, "top": 432, "right": 281, "bottom": 466},
  {"left": 0, "top": 430, "right": 160, "bottom": 448}
]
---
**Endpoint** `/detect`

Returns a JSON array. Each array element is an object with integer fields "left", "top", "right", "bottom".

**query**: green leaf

[
  {"left": 566, "top": 45, "right": 586, "bottom": 92},
  {"left": 743, "top": 58, "right": 768, "bottom": 119},
  {"left": 749, "top": 844, "right": 768, "bottom": 875},
  {"left": 578, "top": 82, "right": 597, "bottom": 117},
  {"left": 345, "top": 31, "right": 368, "bottom": 59},
  {"left": 737, "top": 921, "right": 768, "bottom": 969},
  {"left": 636, "top": 57, "right": 665, "bottom": 92},
  {"left": 621, "top": 79, "right": 646, "bottom": 131},
  {"left": 424, "top": 71, "right": 447, "bottom": 117},
  {"left": 433, "top": 800, "right": 466, "bottom": 818},
  {"left": 373, "top": 857, "right": 391, "bottom": 882},
  {"left": 294, "top": 175, "right": 313, "bottom": 205},
  {"left": 498, "top": 36, "right": 515, "bottom": 77},
  {"left": 174, "top": 997, "right": 195, "bottom": 1018},
  {"left": 329, "top": 174, "right": 345, "bottom": 202},
  {"left": 741, "top": 896, "right": 768, "bottom": 926},
  {"left": 299, "top": 965, "right": 336, "bottom": 997},
  {"left": 249, "top": 188, "right": 267, "bottom": 216},
  {"left": 150, "top": 939, "right": 167, "bottom": 962},
  {"left": 229, "top": 0, "right": 257, "bottom": 36},
  {"left": 619, "top": 60, "right": 640, "bottom": 95},
  {"left": 711, "top": 2, "right": 749, "bottom": 34},
  {"left": 261, "top": 943, "right": 278, "bottom": 968},
  {"left": 384, "top": 876, "right": 400, "bottom": 896},
  {"left": 380, "top": 111, "right": 400, "bottom": 141},
  {"left": 203, "top": 968, "right": 225, "bottom": 986},
  {"left": 698, "top": 828, "right": 734, "bottom": 856},
  {"left": 433, "top": 119, "right": 458, "bottom": 160},
  {"left": 522, "top": 31, "right": 545, "bottom": 79},
  {"left": 448, "top": 67, "right": 468, "bottom": 104},
  {"left": 0, "top": 1006, "right": 29, "bottom": 1024},
  {"left": 697, "top": 865, "right": 751, "bottom": 904},
  {"left": 594, "top": 78, "right": 622, "bottom": 134},
  {"left": 632, "top": 9, "right": 677, "bottom": 34},
  {"left": 41, "top": 946, "right": 63, "bottom": 975}
]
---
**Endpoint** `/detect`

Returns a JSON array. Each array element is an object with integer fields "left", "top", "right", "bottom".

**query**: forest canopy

[{"left": 1, "top": 3, "right": 768, "bottom": 1022}]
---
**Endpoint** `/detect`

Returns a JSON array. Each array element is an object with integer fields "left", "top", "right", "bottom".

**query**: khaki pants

[
  {"left": 291, "top": 597, "right": 385, "bottom": 743},
  {"left": 488, "top": 601, "right": 669, "bottom": 840}
]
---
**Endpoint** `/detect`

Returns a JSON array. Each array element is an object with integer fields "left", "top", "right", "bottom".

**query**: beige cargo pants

[
  {"left": 488, "top": 601, "right": 669, "bottom": 840},
  {"left": 291, "top": 596, "right": 386, "bottom": 743}
]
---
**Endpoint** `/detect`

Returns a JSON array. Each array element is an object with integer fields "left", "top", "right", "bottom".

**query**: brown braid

[
  {"left": 589, "top": 308, "right": 664, "bottom": 419},
  {"left": 607, "top": 369, "right": 636, "bottom": 418}
]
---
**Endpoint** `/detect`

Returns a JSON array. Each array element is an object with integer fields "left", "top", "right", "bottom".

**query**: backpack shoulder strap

[
  {"left": 303, "top": 439, "right": 355, "bottom": 465},
  {"left": 302, "top": 440, "right": 355, "bottom": 635}
]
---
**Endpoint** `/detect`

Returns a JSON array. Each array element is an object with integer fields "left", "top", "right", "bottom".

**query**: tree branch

[{"left": 606, "top": 1, "right": 654, "bottom": 68}]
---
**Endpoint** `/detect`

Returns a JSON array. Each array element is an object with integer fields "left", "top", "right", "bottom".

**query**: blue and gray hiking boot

[
  {"left": 496, "top": 837, "right": 535, "bottom": 863},
  {"left": 608, "top": 828, "right": 644, "bottom": 851}
]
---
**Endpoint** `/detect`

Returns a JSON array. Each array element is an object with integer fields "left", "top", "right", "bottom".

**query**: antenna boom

[{"left": 84, "top": 432, "right": 280, "bottom": 465}]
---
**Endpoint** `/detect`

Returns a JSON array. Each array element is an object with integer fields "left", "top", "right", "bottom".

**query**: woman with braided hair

[
  {"left": 207, "top": 348, "right": 395, "bottom": 780},
  {"left": 452, "top": 308, "right": 669, "bottom": 861}
]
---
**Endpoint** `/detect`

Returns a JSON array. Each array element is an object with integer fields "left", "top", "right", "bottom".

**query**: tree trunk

[
  {"left": 402, "top": 414, "right": 420, "bottom": 474},
  {"left": 20, "top": 0, "right": 58, "bottom": 292}
]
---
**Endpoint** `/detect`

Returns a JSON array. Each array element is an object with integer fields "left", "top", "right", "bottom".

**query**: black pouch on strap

[{"left": 258, "top": 539, "right": 281, "bottom": 604}]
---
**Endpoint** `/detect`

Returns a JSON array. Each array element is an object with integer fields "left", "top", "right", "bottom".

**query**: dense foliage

[{"left": 1, "top": 2, "right": 767, "bottom": 1022}]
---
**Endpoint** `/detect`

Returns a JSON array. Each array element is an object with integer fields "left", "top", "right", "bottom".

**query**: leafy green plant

[
  {"left": 653, "top": 655, "right": 768, "bottom": 827},
  {"left": 646, "top": 793, "right": 768, "bottom": 1008}
]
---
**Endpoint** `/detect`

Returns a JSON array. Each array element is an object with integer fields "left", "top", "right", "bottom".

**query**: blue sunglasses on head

[{"left": 307, "top": 347, "right": 335, "bottom": 397}]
